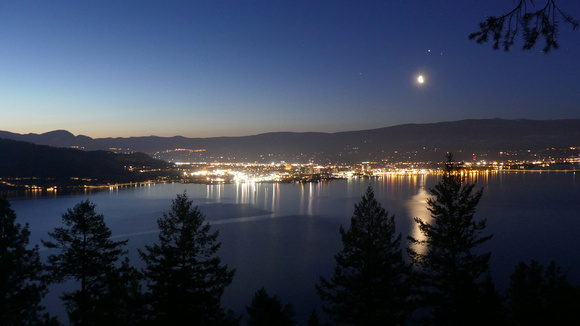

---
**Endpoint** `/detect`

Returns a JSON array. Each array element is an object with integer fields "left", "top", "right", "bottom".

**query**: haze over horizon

[
  {"left": 3, "top": 117, "right": 580, "bottom": 140},
  {"left": 1, "top": 1, "right": 578, "bottom": 138}
]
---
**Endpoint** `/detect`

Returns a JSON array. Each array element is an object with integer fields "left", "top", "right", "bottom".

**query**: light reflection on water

[
  {"left": 405, "top": 182, "right": 431, "bottom": 255},
  {"left": 6, "top": 171, "right": 580, "bottom": 325}
]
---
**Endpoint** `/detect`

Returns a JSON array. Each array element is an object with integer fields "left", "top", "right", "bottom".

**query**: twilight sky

[{"left": 0, "top": 0, "right": 578, "bottom": 138}]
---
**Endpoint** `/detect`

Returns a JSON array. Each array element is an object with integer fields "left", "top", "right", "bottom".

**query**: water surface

[{"left": 10, "top": 172, "right": 580, "bottom": 323}]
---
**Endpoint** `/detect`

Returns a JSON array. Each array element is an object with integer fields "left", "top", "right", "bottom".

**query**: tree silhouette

[
  {"left": 407, "top": 153, "right": 502, "bottom": 325},
  {"left": 306, "top": 311, "right": 323, "bottom": 326},
  {"left": 42, "top": 200, "right": 141, "bottom": 326},
  {"left": 508, "top": 260, "right": 580, "bottom": 325},
  {"left": 88, "top": 258, "right": 145, "bottom": 326},
  {"left": 317, "top": 185, "right": 409, "bottom": 326},
  {"left": 139, "top": 191, "right": 237, "bottom": 326},
  {"left": 469, "top": 0, "right": 579, "bottom": 53},
  {"left": 0, "top": 195, "right": 48, "bottom": 326},
  {"left": 246, "top": 287, "right": 296, "bottom": 326}
]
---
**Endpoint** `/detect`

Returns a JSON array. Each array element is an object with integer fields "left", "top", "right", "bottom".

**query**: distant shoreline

[{"left": 2, "top": 169, "right": 577, "bottom": 199}]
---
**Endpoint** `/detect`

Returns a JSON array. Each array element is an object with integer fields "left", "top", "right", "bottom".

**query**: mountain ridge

[{"left": 2, "top": 119, "right": 579, "bottom": 163}]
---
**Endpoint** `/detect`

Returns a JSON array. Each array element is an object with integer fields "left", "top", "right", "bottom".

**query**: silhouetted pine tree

[
  {"left": 246, "top": 287, "right": 296, "bottom": 326},
  {"left": 90, "top": 257, "right": 145, "bottom": 326},
  {"left": 407, "top": 153, "right": 502, "bottom": 325},
  {"left": 0, "top": 195, "right": 48, "bottom": 326},
  {"left": 317, "top": 185, "right": 409, "bottom": 326},
  {"left": 42, "top": 200, "right": 142, "bottom": 326},
  {"left": 306, "top": 311, "right": 322, "bottom": 326},
  {"left": 139, "top": 192, "right": 237, "bottom": 326},
  {"left": 508, "top": 260, "right": 580, "bottom": 326}
]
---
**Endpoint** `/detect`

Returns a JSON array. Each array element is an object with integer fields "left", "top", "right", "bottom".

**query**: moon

[{"left": 417, "top": 75, "right": 425, "bottom": 84}]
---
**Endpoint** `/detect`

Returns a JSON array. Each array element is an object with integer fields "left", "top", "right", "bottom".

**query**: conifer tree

[
  {"left": 317, "top": 185, "right": 409, "bottom": 326},
  {"left": 42, "top": 200, "right": 141, "bottom": 326},
  {"left": 89, "top": 258, "right": 145, "bottom": 326},
  {"left": 508, "top": 260, "right": 580, "bottom": 325},
  {"left": 139, "top": 192, "right": 237, "bottom": 326},
  {"left": 0, "top": 195, "right": 47, "bottom": 326},
  {"left": 407, "top": 153, "right": 501, "bottom": 325},
  {"left": 246, "top": 287, "right": 296, "bottom": 326},
  {"left": 306, "top": 311, "right": 322, "bottom": 326}
]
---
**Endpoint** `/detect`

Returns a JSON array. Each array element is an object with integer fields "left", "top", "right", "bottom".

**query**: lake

[{"left": 9, "top": 171, "right": 580, "bottom": 324}]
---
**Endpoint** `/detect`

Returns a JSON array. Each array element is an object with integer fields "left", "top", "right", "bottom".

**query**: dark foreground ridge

[{"left": 0, "top": 138, "right": 177, "bottom": 190}]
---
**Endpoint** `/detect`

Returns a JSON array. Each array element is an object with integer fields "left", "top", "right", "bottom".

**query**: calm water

[{"left": 9, "top": 172, "right": 580, "bottom": 323}]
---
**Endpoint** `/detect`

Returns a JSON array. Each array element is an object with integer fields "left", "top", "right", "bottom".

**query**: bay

[{"left": 9, "top": 171, "right": 580, "bottom": 324}]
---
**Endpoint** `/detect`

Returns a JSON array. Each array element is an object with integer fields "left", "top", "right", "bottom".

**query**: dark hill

[
  {"left": 2, "top": 119, "right": 580, "bottom": 163},
  {"left": 0, "top": 139, "right": 175, "bottom": 188}
]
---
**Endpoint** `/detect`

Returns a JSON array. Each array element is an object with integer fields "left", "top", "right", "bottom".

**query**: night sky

[{"left": 1, "top": 0, "right": 578, "bottom": 138}]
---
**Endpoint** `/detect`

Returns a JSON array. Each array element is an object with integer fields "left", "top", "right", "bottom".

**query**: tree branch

[{"left": 469, "top": 0, "right": 579, "bottom": 53}]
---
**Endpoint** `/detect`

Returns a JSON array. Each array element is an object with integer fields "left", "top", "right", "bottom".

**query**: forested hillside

[{"left": 0, "top": 138, "right": 175, "bottom": 188}]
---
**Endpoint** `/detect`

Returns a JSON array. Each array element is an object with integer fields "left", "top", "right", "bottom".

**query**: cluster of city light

[
  {"left": 8, "top": 152, "right": 579, "bottom": 192},
  {"left": 229, "top": 171, "right": 283, "bottom": 183},
  {"left": 371, "top": 169, "right": 431, "bottom": 176},
  {"left": 183, "top": 164, "right": 446, "bottom": 184},
  {"left": 188, "top": 169, "right": 285, "bottom": 183}
]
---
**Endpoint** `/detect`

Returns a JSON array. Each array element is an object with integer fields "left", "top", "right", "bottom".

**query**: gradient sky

[{"left": 1, "top": 0, "right": 578, "bottom": 138}]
